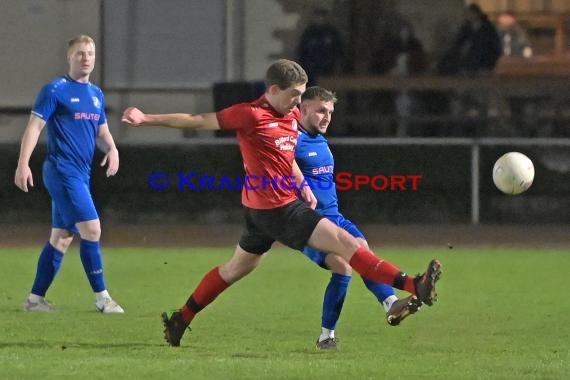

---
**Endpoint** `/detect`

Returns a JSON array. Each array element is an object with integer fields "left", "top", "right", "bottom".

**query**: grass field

[{"left": 1, "top": 246, "right": 569, "bottom": 379}]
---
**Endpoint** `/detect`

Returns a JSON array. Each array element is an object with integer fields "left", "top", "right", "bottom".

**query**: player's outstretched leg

[
  {"left": 414, "top": 259, "right": 443, "bottom": 306},
  {"left": 386, "top": 295, "right": 422, "bottom": 326},
  {"left": 161, "top": 266, "right": 230, "bottom": 346},
  {"left": 162, "top": 310, "right": 191, "bottom": 347},
  {"left": 361, "top": 278, "right": 420, "bottom": 326},
  {"left": 348, "top": 248, "right": 443, "bottom": 304}
]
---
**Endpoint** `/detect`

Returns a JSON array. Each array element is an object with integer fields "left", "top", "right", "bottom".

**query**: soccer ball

[{"left": 492, "top": 152, "right": 534, "bottom": 195}]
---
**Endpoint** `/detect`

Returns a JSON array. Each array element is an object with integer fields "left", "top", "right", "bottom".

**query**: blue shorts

[
  {"left": 42, "top": 159, "right": 98, "bottom": 233},
  {"left": 302, "top": 213, "right": 364, "bottom": 269}
]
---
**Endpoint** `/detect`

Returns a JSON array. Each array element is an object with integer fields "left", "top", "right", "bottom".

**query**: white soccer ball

[{"left": 492, "top": 152, "right": 535, "bottom": 195}]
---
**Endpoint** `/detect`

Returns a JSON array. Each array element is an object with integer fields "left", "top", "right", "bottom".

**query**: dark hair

[
  {"left": 265, "top": 59, "right": 308, "bottom": 90},
  {"left": 467, "top": 3, "right": 484, "bottom": 17},
  {"left": 467, "top": 3, "right": 487, "bottom": 19},
  {"left": 302, "top": 86, "right": 337, "bottom": 103}
]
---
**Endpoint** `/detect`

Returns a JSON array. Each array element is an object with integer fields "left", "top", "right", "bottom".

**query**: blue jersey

[
  {"left": 32, "top": 75, "right": 106, "bottom": 176},
  {"left": 295, "top": 128, "right": 339, "bottom": 216}
]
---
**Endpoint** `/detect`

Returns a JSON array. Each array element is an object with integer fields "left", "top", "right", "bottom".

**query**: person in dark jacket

[
  {"left": 297, "top": 7, "right": 344, "bottom": 85},
  {"left": 438, "top": 3, "right": 502, "bottom": 75}
]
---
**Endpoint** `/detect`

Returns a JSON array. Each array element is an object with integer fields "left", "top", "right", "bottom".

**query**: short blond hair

[{"left": 67, "top": 35, "right": 95, "bottom": 54}]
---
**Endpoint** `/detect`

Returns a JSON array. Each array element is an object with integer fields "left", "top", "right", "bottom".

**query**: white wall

[
  {"left": 242, "top": 0, "right": 299, "bottom": 80},
  {"left": 396, "top": 0, "right": 464, "bottom": 59},
  {"left": 102, "top": 0, "right": 226, "bottom": 89},
  {"left": 0, "top": 0, "right": 101, "bottom": 107},
  {"left": 0, "top": 0, "right": 296, "bottom": 143}
]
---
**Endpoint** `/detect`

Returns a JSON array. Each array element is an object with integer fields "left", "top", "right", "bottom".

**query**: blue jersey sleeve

[
  {"left": 97, "top": 91, "right": 107, "bottom": 126},
  {"left": 32, "top": 84, "right": 58, "bottom": 121}
]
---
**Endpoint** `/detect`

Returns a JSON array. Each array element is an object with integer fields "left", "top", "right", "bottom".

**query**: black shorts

[{"left": 239, "top": 199, "right": 324, "bottom": 254}]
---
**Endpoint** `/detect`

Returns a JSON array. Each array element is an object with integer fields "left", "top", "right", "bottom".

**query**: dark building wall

[{"left": 3, "top": 144, "right": 568, "bottom": 225}]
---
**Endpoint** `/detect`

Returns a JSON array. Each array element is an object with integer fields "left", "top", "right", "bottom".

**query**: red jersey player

[
  {"left": 122, "top": 59, "right": 442, "bottom": 347},
  {"left": 216, "top": 95, "right": 302, "bottom": 209}
]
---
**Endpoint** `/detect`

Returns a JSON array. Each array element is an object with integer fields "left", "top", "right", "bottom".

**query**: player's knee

[
  {"left": 49, "top": 231, "right": 73, "bottom": 253},
  {"left": 356, "top": 237, "right": 369, "bottom": 250},
  {"left": 82, "top": 228, "right": 101, "bottom": 241},
  {"left": 77, "top": 220, "right": 101, "bottom": 241},
  {"left": 219, "top": 261, "right": 255, "bottom": 283},
  {"left": 53, "top": 236, "right": 73, "bottom": 252},
  {"left": 326, "top": 255, "right": 353, "bottom": 275},
  {"left": 219, "top": 251, "right": 263, "bottom": 283},
  {"left": 337, "top": 228, "right": 360, "bottom": 253}
]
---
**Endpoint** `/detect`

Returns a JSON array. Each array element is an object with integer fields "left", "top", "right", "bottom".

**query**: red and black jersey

[{"left": 216, "top": 95, "right": 300, "bottom": 209}]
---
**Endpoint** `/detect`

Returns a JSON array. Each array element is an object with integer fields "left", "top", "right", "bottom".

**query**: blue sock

[
  {"left": 322, "top": 273, "right": 351, "bottom": 330},
  {"left": 79, "top": 239, "right": 106, "bottom": 293},
  {"left": 31, "top": 242, "right": 64, "bottom": 297},
  {"left": 361, "top": 276, "right": 395, "bottom": 303}
]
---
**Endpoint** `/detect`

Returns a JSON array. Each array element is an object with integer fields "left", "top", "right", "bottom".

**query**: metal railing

[{"left": 326, "top": 137, "right": 570, "bottom": 224}]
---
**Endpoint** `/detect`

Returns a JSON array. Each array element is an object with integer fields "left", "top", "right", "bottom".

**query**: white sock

[
  {"left": 95, "top": 290, "right": 110, "bottom": 302},
  {"left": 28, "top": 294, "right": 42, "bottom": 303},
  {"left": 319, "top": 327, "right": 334, "bottom": 342},
  {"left": 383, "top": 295, "right": 399, "bottom": 313}
]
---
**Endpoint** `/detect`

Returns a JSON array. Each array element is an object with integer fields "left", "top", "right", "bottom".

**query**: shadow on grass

[{"left": 0, "top": 341, "right": 169, "bottom": 349}]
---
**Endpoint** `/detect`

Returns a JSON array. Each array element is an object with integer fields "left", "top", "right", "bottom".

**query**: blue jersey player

[
  {"left": 14, "top": 35, "right": 124, "bottom": 313},
  {"left": 296, "top": 87, "right": 422, "bottom": 349}
]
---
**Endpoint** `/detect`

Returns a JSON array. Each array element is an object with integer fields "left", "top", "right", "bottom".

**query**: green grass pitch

[{"left": 1, "top": 246, "right": 569, "bottom": 379}]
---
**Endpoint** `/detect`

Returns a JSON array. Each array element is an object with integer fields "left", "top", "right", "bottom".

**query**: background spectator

[
  {"left": 496, "top": 12, "right": 533, "bottom": 58},
  {"left": 297, "top": 7, "right": 344, "bottom": 86},
  {"left": 437, "top": 3, "right": 502, "bottom": 75},
  {"left": 370, "top": 23, "right": 428, "bottom": 76},
  {"left": 368, "top": 22, "right": 429, "bottom": 136}
]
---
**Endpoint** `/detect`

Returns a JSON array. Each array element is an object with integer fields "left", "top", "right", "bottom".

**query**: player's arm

[
  {"left": 292, "top": 160, "right": 304, "bottom": 186},
  {"left": 293, "top": 160, "right": 317, "bottom": 209},
  {"left": 121, "top": 107, "right": 220, "bottom": 130},
  {"left": 14, "top": 114, "right": 46, "bottom": 192},
  {"left": 97, "top": 123, "right": 119, "bottom": 177}
]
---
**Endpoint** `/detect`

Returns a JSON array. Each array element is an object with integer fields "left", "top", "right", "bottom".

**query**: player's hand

[
  {"left": 299, "top": 185, "right": 317, "bottom": 209},
  {"left": 121, "top": 107, "right": 146, "bottom": 126},
  {"left": 14, "top": 165, "right": 33, "bottom": 192},
  {"left": 101, "top": 148, "right": 119, "bottom": 177}
]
